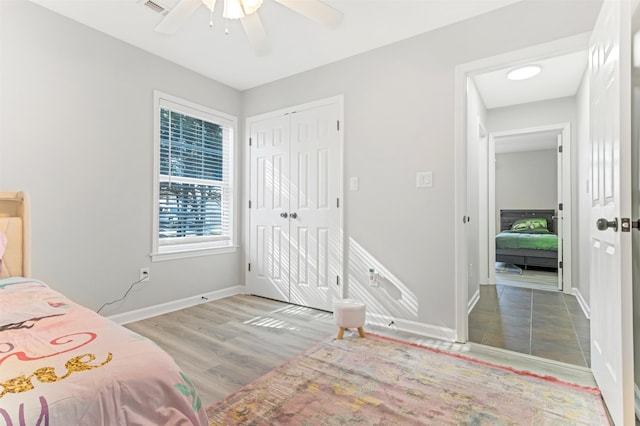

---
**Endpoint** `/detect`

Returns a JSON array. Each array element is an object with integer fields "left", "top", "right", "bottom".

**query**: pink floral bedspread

[{"left": 0, "top": 279, "right": 208, "bottom": 425}]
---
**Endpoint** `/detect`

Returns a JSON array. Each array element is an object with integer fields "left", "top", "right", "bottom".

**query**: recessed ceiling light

[{"left": 507, "top": 65, "right": 542, "bottom": 81}]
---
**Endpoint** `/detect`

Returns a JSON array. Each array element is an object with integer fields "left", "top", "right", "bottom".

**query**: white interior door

[
  {"left": 247, "top": 115, "right": 291, "bottom": 302},
  {"left": 589, "top": 1, "right": 635, "bottom": 424},
  {"left": 556, "top": 134, "right": 563, "bottom": 291},
  {"left": 247, "top": 99, "right": 342, "bottom": 312},
  {"left": 288, "top": 104, "right": 341, "bottom": 311}
]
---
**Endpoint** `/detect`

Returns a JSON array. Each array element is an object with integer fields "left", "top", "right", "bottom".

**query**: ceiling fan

[{"left": 155, "top": 0, "right": 343, "bottom": 55}]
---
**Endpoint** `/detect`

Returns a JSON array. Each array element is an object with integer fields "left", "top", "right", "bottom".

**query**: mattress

[
  {"left": 0, "top": 278, "right": 208, "bottom": 425},
  {"left": 495, "top": 230, "right": 558, "bottom": 251}
]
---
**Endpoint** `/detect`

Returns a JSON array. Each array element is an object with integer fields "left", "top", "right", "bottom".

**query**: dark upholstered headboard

[{"left": 500, "top": 209, "right": 556, "bottom": 233}]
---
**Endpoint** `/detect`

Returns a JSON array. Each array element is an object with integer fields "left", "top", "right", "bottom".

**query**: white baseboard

[
  {"left": 468, "top": 289, "right": 480, "bottom": 314},
  {"left": 366, "top": 312, "right": 457, "bottom": 342},
  {"left": 572, "top": 287, "right": 590, "bottom": 319},
  {"left": 635, "top": 383, "right": 640, "bottom": 422},
  {"left": 108, "top": 285, "right": 245, "bottom": 325}
]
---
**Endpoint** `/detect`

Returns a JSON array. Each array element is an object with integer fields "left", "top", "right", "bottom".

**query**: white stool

[{"left": 333, "top": 299, "right": 366, "bottom": 340}]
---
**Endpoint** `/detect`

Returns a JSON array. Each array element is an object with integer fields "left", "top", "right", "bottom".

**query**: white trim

[
  {"left": 366, "top": 312, "right": 457, "bottom": 342},
  {"left": 151, "top": 245, "right": 237, "bottom": 262},
  {"left": 454, "top": 33, "right": 590, "bottom": 343},
  {"left": 477, "top": 120, "right": 490, "bottom": 285},
  {"left": 454, "top": 64, "right": 469, "bottom": 343},
  {"left": 488, "top": 130, "right": 496, "bottom": 284},
  {"left": 635, "top": 384, "right": 640, "bottom": 422},
  {"left": 572, "top": 287, "right": 591, "bottom": 320},
  {"left": 243, "top": 95, "right": 345, "bottom": 303},
  {"left": 467, "top": 341, "right": 593, "bottom": 373},
  {"left": 108, "top": 285, "right": 245, "bottom": 325},
  {"left": 467, "top": 289, "right": 480, "bottom": 314}
]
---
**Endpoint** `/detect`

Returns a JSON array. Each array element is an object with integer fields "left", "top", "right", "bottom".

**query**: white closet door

[
  {"left": 288, "top": 103, "right": 341, "bottom": 311},
  {"left": 247, "top": 115, "right": 291, "bottom": 302},
  {"left": 247, "top": 99, "right": 342, "bottom": 312}
]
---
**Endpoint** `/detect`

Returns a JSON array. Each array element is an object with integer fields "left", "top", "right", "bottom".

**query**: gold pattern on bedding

[{"left": 0, "top": 352, "right": 113, "bottom": 399}]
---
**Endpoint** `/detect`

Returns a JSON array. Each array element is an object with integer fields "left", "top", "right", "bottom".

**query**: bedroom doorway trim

[
  {"left": 486, "top": 122, "right": 572, "bottom": 293},
  {"left": 454, "top": 32, "right": 589, "bottom": 343}
]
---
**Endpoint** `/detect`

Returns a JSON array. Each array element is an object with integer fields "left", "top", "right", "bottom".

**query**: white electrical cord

[{"left": 96, "top": 273, "right": 148, "bottom": 315}]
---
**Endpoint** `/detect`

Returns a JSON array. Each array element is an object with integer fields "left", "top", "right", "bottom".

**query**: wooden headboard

[
  {"left": 500, "top": 209, "right": 557, "bottom": 233},
  {"left": 0, "top": 191, "right": 30, "bottom": 278}
]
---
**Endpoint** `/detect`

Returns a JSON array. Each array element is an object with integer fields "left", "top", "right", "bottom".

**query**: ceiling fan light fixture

[
  {"left": 223, "top": 0, "right": 245, "bottom": 19},
  {"left": 241, "top": 0, "right": 262, "bottom": 15},
  {"left": 507, "top": 65, "right": 542, "bottom": 81},
  {"left": 201, "top": 0, "right": 216, "bottom": 11}
]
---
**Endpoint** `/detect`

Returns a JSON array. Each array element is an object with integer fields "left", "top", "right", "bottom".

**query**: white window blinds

[{"left": 153, "top": 92, "right": 236, "bottom": 259}]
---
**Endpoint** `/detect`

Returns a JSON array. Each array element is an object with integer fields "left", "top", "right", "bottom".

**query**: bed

[
  {"left": 495, "top": 209, "right": 558, "bottom": 270},
  {"left": 0, "top": 191, "right": 208, "bottom": 425}
]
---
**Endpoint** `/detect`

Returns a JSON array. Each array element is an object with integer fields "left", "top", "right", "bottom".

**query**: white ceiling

[
  {"left": 29, "top": 0, "right": 522, "bottom": 91},
  {"left": 473, "top": 50, "right": 589, "bottom": 110},
  {"left": 473, "top": 50, "right": 588, "bottom": 154}
]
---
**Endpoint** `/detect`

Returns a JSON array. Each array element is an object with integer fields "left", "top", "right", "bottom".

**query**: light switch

[
  {"left": 350, "top": 177, "right": 359, "bottom": 191},
  {"left": 416, "top": 171, "right": 433, "bottom": 188}
]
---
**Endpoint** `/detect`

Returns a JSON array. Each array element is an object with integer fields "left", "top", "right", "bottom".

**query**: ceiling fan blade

[
  {"left": 273, "top": 0, "right": 342, "bottom": 29},
  {"left": 240, "top": 13, "right": 271, "bottom": 56},
  {"left": 155, "top": 0, "right": 202, "bottom": 34}
]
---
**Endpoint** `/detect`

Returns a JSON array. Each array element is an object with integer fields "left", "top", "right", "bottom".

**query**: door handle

[
  {"left": 280, "top": 212, "right": 288, "bottom": 219},
  {"left": 289, "top": 212, "right": 298, "bottom": 219},
  {"left": 596, "top": 218, "right": 618, "bottom": 232}
]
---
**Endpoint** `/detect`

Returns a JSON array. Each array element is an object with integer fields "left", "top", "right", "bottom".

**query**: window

[{"left": 152, "top": 91, "right": 236, "bottom": 260}]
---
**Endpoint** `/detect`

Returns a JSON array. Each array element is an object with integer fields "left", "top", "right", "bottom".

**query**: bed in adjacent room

[
  {"left": 495, "top": 209, "right": 558, "bottom": 270},
  {"left": 0, "top": 191, "right": 207, "bottom": 425}
]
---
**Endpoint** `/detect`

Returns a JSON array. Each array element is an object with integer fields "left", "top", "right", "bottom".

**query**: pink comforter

[{"left": 0, "top": 279, "right": 208, "bottom": 425}]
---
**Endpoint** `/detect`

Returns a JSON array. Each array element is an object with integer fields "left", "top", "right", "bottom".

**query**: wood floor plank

[{"left": 125, "top": 295, "right": 336, "bottom": 406}]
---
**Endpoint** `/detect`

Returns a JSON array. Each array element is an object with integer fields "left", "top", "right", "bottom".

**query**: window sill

[{"left": 150, "top": 245, "right": 237, "bottom": 262}]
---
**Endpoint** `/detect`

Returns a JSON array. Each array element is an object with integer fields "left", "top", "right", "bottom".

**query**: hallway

[{"left": 469, "top": 284, "right": 590, "bottom": 367}]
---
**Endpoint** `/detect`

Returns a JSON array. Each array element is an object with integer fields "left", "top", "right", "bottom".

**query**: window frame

[{"left": 151, "top": 90, "right": 237, "bottom": 261}]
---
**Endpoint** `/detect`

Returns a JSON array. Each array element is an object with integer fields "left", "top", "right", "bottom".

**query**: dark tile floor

[{"left": 469, "top": 284, "right": 591, "bottom": 367}]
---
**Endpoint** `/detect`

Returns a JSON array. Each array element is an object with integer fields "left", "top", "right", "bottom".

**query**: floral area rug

[{"left": 206, "top": 334, "right": 609, "bottom": 425}]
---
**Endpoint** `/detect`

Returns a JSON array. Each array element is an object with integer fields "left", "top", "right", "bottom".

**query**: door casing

[{"left": 485, "top": 123, "right": 571, "bottom": 292}]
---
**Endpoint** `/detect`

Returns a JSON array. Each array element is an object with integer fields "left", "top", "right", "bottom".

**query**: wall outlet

[
  {"left": 139, "top": 267, "right": 150, "bottom": 282},
  {"left": 368, "top": 268, "right": 379, "bottom": 287}
]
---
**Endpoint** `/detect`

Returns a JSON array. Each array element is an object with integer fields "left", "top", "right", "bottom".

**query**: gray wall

[
  {"left": 576, "top": 70, "right": 592, "bottom": 310},
  {"left": 0, "top": 0, "right": 603, "bottom": 333},
  {"left": 242, "top": 1, "right": 600, "bottom": 330},
  {"left": 0, "top": 1, "right": 243, "bottom": 313},
  {"left": 466, "top": 78, "right": 488, "bottom": 298},
  {"left": 495, "top": 149, "right": 558, "bottom": 224}
]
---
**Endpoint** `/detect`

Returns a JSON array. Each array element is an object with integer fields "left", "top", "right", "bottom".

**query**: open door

[
  {"left": 589, "top": 1, "right": 635, "bottom": 424},
  {"left": 556, "top": 134, "right": 563, "bottom": 291}
]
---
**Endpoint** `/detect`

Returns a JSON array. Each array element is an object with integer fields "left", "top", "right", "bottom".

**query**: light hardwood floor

[{"left": 125, "top": 294, "right": 597, "bottom": 409}]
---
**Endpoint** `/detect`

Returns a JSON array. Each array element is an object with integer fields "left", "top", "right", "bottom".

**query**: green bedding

[{"left": 496, "top": 230, "right": 558, "bottom": 251}]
